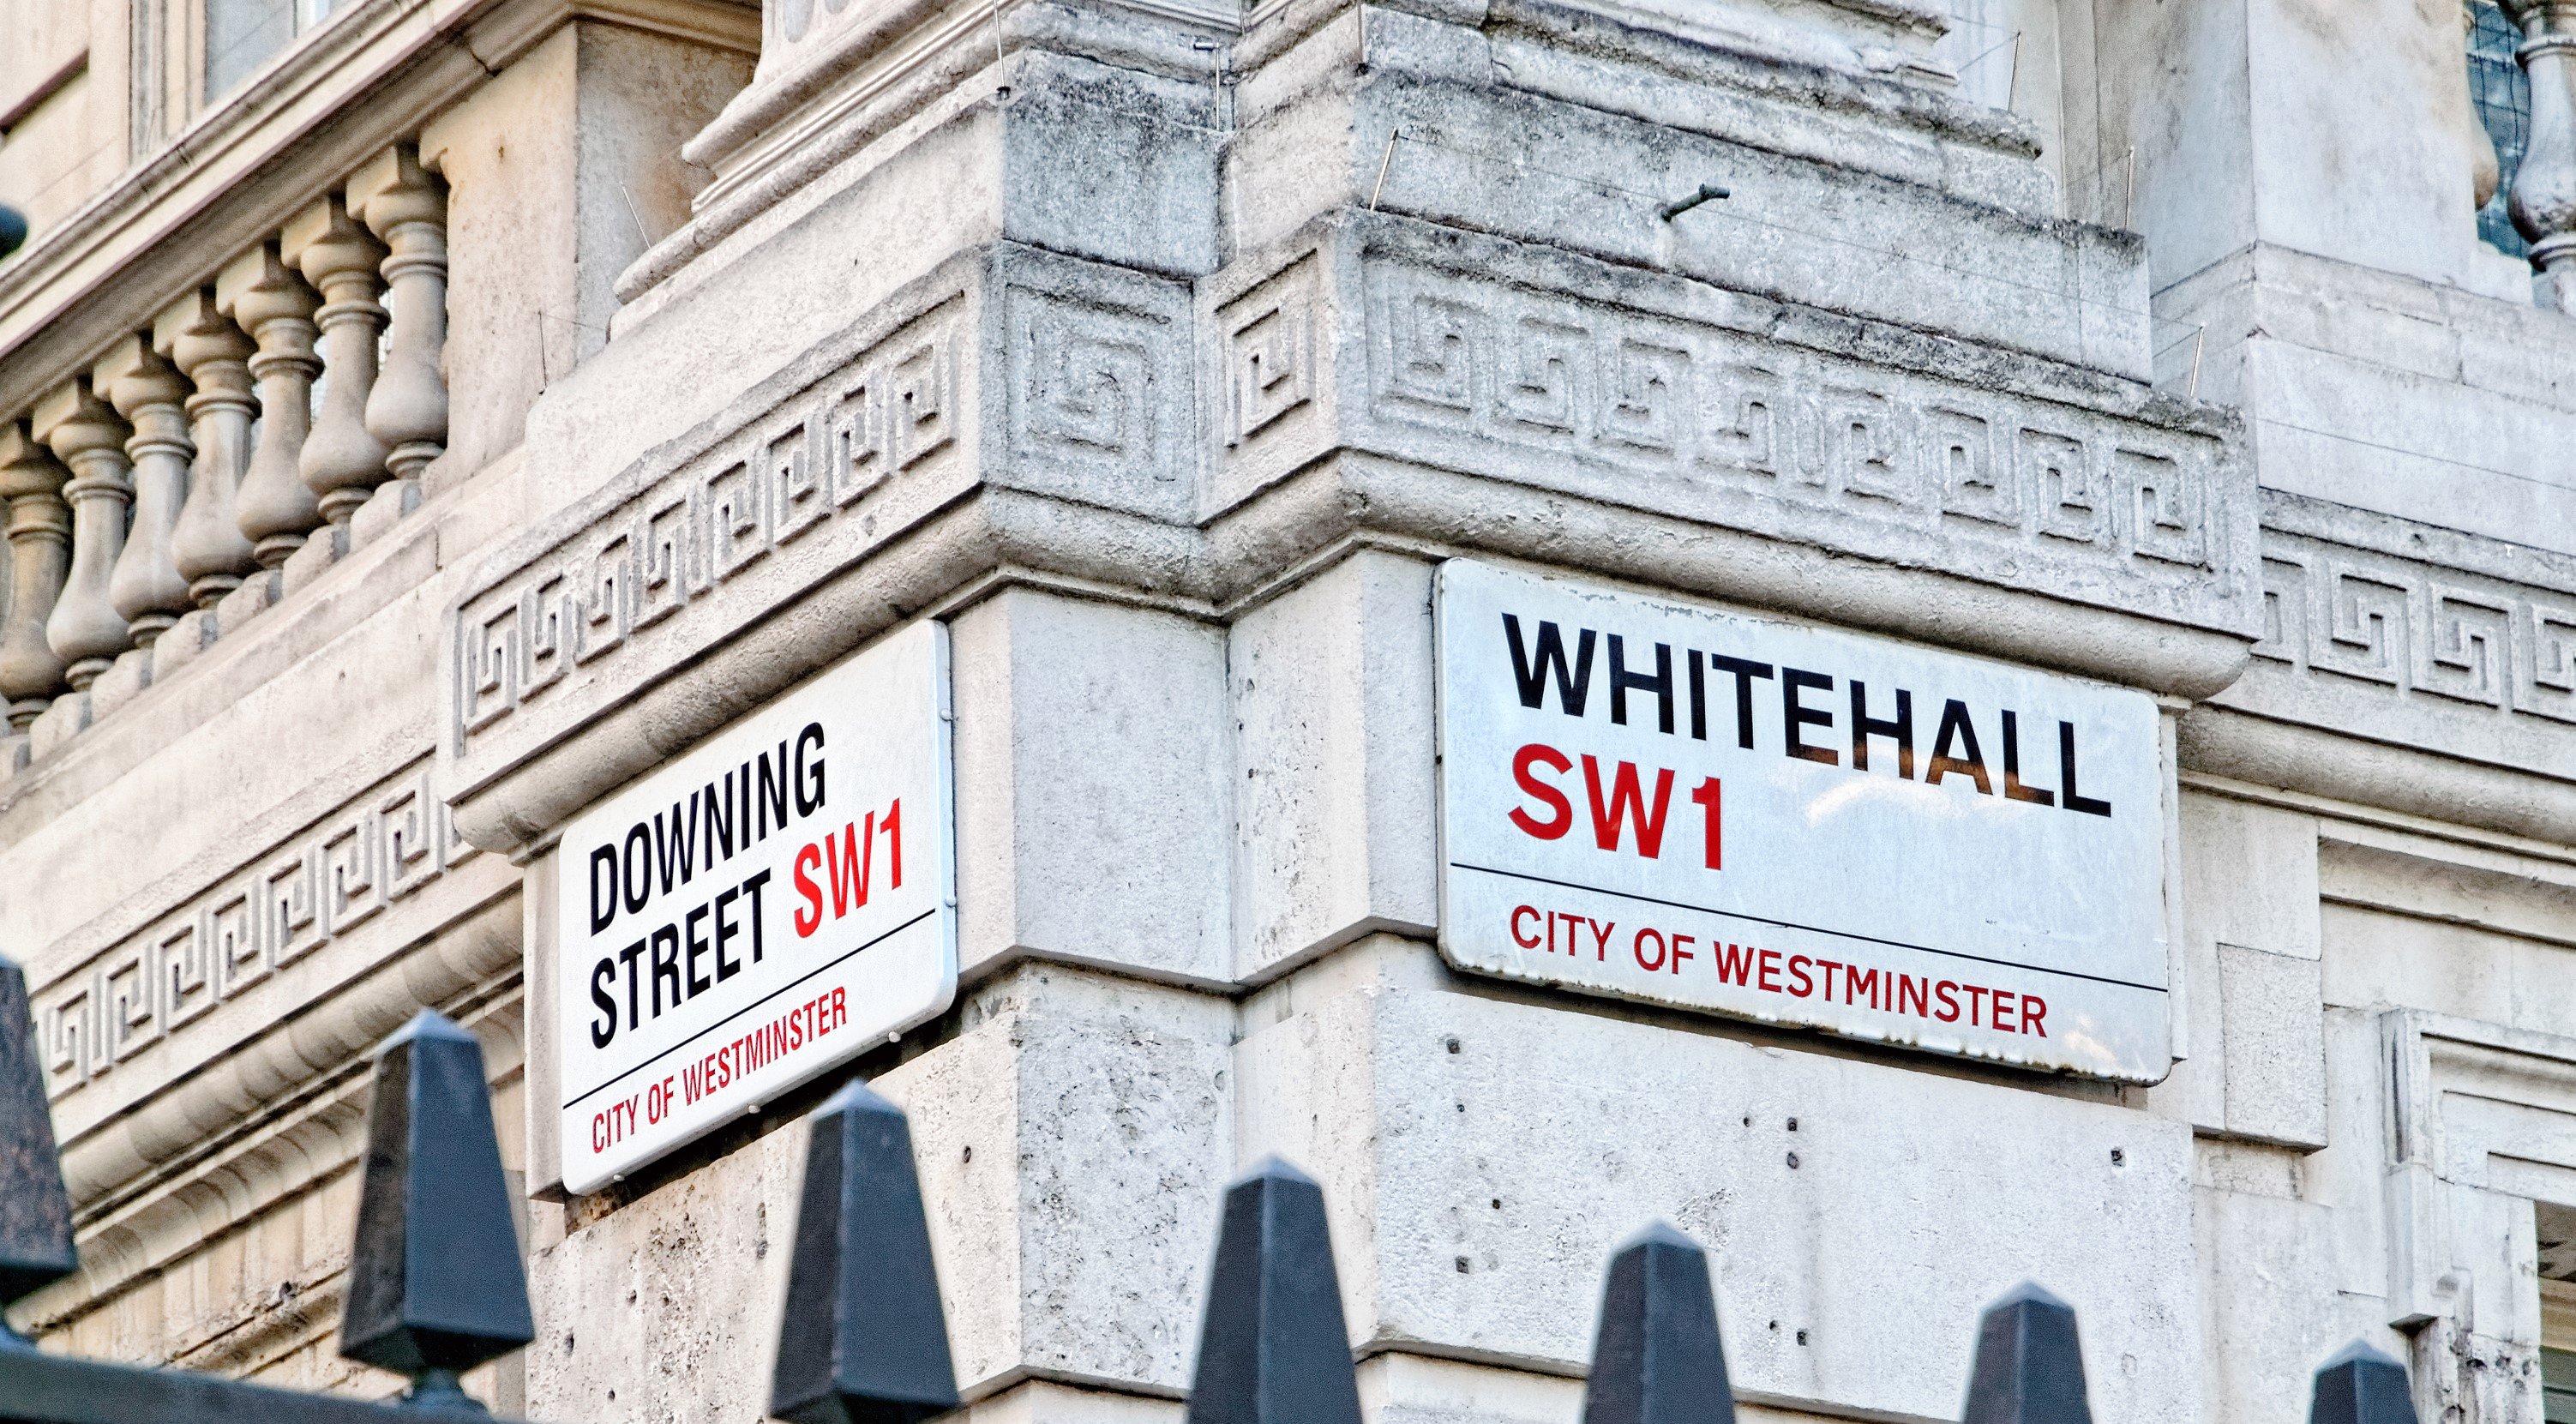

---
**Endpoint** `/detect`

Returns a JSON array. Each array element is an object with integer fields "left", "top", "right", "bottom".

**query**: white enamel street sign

[
  {"left": 1435, "top": 560, "right": 2171, "bottom": 1081},
  {"left": 555, "top": 621, "right": 956, "bottom": 1193}
]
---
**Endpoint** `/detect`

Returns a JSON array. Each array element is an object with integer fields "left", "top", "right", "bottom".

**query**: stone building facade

[{"left": 0, "top": 0, "right": 2572, "bottom": 1421}]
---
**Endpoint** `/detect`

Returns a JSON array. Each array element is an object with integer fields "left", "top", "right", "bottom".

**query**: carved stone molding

[
  {"left": 29, "top": 754, "right": 494, "bottom": 1199},
  {"left": 15, "top": 986, "right": 525, "bottom": 1367},
  {"left": 2183, "top": 491, "right": 2576, "bottom": 842},
  {"left": 2383, "top": 1011, "right": 2576, "bottom": 1424},
  {"left": 1002, "top": 261, "right": 1194, "bottom": 521},
  {"left": 1204, "top": 217, "right": 2252, "bottom": 639},
  {"left": 451, "top": 261, "right": 980, "bottom": 817},
  {"left": 453, "top": 222, "right": 2256, "bottom": 855}
]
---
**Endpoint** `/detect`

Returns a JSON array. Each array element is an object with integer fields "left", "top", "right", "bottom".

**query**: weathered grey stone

[
  {"left": 213, "top": 567, "right": 279, "bottom": 637},
  {"left": 2214, "top": 943, "right": 2327, "bottom": 1150},
  {"left": 1228, "top": 549, "right": 1438, "bottom": 981},
  {"left": 526, "top": 967, "right": 1231, "bottom": 1424},
  {"left": 2184, "top": 492, "right": 2576, "bottom": 843},
  {"left": 81, "top": 646, "right": 151, "bottom": 724},
  {"left": 450, "top": 202, "right": 2260, "bottom": 856},
  {"left": 952, "top": 589, "right": 1234, "bottom": 986},
  {"left": 25, "top": 690, "right": 86, "bottom": 760},
  {"left": 347, "top": 476, "right": 420, "bottom": 553},
  {"left": 146, "top": 609, "right": 215, "bottom": 682},
  {"left": 7, "top": 0, "right": 2576, "bottom": 1411},
  {"left": 278, "top": 519, "right": 348, "bottom": 598},
  {"left": 1234, "top": 938, "right": 2199, "bottom": 1424}
]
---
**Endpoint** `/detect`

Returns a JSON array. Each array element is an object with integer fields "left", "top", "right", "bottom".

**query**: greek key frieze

[
  {"left": 1352, "top": 258, "right": 2225, "bottom": 578},
  {"left": 454, "top": 297, "right": 967, "bottom": 742},
  {"left": 2253, "top": 530, "right": 2576, "bottom": 725},
  {"left": 36, "top": 763, "right": 473, "bottom": 1098}
]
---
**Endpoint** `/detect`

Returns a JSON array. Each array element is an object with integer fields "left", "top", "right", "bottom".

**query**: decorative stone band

[
  {"left": 12, "top": 969, "right": 524, "bottom": 1358},
  {"left": 1217, "top": 219, "right": 2249, "bottom": 628},
  {"left": 2183, "top": 490, "right": 2576, "bottom": 842},
  {"left": 448, "top": 222, "right": 2259, "bottom": 855},
  {"left": 29, "top": 760, "right": 482, "bottom": 1124}
]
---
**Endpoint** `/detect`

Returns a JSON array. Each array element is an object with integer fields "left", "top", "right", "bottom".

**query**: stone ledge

[
  {"left": 448, "top": 460, "right": 2257, "bottom": 860},
  {"left": 452, "top": 225, "right": 2258, "bottom": 854},
  {"left": 39, "top": 855, "right": 518, "bottom": 1205},
  {"left": 2178, "top": 706, "right": 2576, "bottom": 846},
  {"left": 2182, "top": 490, "right": 2576, "bottom": 838},
  {"left": 10, "top": 974, "right": 525, "bottom": 1375}
]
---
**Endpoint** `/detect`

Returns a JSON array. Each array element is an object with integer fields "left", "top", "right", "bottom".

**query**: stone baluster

[
  {"left": 0, "top": 423, "right": 70, "bottom": 729},
  {"left": 33, "top": 381, "right": 136, "bottom": 690},
  {"left": 97, "top": 335, "right": 196, "bottom": 648},
  {"left": 2465, "top": 0, "right": 2504, "bottom": 215},
  {"left": 2506, "top": 0, "right": 2576, "bottom": 306},
  {"left": 353, "top": 145, "right": 448, "bottom": 484},
  {"left": 285, "top": 194, "right": 392, "bottom": 523},
  {"left": 219, "top": 242, "right": 324, "bottom": 567},
  {"left": 160, "top": 288, "right": 261, "bottom": 607}
]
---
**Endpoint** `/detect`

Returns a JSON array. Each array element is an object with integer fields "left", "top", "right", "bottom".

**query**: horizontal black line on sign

[
  {"left": 562, "top": 906, "right": 938, "bottom": 1111},
  {"left": 1448, "top": 862, "right": 2165, "bottom": 994}
]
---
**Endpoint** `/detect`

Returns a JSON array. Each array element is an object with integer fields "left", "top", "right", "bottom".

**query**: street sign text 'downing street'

[
  {"left": 554, "top": 621, "right": 957, "bottom": 1193},
  {"left": 1436, "top": 561, "right": 2172, "bottom": 1081}
]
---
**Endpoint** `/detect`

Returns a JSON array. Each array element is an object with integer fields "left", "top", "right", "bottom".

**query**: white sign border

[
  {"left": 1429, "top": 557, "right": 2180, "bottom": 1085},
  {"left": 549, "top": 620, "right": 961, "bottom": 1193}
]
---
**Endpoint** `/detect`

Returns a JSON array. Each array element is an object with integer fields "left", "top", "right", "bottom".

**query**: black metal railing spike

[
  {"left": 338, "top": 1010, "right": 535, "bottom": 1409},
  {"left": 1580, "top": 1222, "right": 1736, "bottom": 1424},
  {"left": 770, "top": 1079, "right": 960, "bottom": 1424},
  {"left": 0, "top": 952, "right": 77, "bottom": 1349},
  {"left": 1961, "top": 1282, "right": 2092, "bottom": 1424},
  {"left": 2308, "top": 1339, "right": 2418, "bottom": 1424},
  {"left": 1183, "top": 1156, "right": 1362, "bottom": 1424}
]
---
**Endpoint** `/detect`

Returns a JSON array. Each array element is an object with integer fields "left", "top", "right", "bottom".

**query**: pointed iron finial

[
  {"left": 2309, "top": 1340, "right": 2417, "bottom": 1424},
  {"left": 771, "top": 1079, "right": 959, "bottom": 1424},
  {"left": 1961, "top": 1282, "right": 2092, "bottom": 1424},
  {"left": 0, "top": 953, "right": 75, "bottom": 1343},
  {"left": 1581, "top": 1221, "right": 1734, "bottom": 1424},
  {"left": 1184, "top": 1157, "right": 1361, "bottom": 1424},
  {"left": 339, "top": 1010, "right": 533, "bottom": 1405}
]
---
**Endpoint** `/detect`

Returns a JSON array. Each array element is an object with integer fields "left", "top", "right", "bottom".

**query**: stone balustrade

[
  {"left": 0, "top": 143, "right": 449, "bottom": 770},
  {"left": 2507, "top": 0, "right": 2576, "bottom": 304}
]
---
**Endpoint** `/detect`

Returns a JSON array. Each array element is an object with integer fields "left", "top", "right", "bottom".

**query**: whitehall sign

[
  {"left": 1435, "top": 560, "right": 2171, "bottom": 1081},
  {"left": 555, "top": 621, "right": 957, "bottom": 1192}
]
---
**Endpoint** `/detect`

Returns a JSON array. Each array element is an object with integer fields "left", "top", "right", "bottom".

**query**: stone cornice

[
  {"left": 2179, "top": 489, "right": 2576, "bottom": 844},
  {"left": 0, "top": 0, "right": 755, "bottom": 424},
  {"left": 10, "top": 976, "right": 525, "bottom": 1349},
  {"left": 450, "top": 221, "right": 2259, "bottom": 855}
]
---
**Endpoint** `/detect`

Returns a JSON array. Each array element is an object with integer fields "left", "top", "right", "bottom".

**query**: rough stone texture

[
  {"left": 346, "top": 478, "right": 419, "bottom": 554},
  {"left": 147, "top": 610, "right": 215, "bottom": 683},
  {"left": 1229, "top": 550, "right": 1438, "bottom": 982},
  {"left": 25, "top": 691, "right": 86, "bottom": 760},
  {"left": 2149, "top": 792, "right": 2324, "bottom": 1145},
  {"left": 2, "top": 0, "right": 2574, "bottom": 1415},
  {"left": 2154, "top": 248, "right": 2576, "bottom": 554},
  {"left": 2213, "top": 943, "right": 2326, "bottom": 1150},
  {"left": 525, "top": 966, "right": 1232, "bottom": 1424},
  {"left": 1235, "top": 939, "right": 2198, "bottom": 1424},
  {"left": 421, "top": 21, "right": 755, "bottom": 483},
  {"left": 278, "top": 523, "right": 347, "bottom": 600},
  {"left": 213, "top": 568, "right": 279, "bottom": 638},
  {"left": 82, "top": 647, "right": 152, "bottom": 724},
  {"left": 951, "top": 590, "right": 1234, "bottom": 987},
  {"left": 2180, "top": 491, "right": 2576, "bottom": 844},
  {"left": 449, "top": 197, "right": 2259, "bottom": 854}
]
